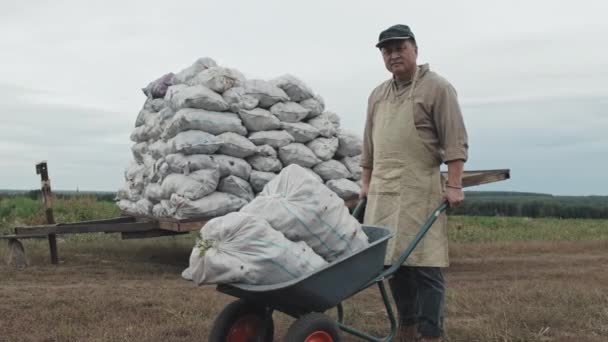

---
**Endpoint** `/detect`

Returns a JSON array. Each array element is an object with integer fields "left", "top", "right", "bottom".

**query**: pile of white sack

[
  {"left": 182, "top": 165, "right": 370, "bottom": 285},
  {"left": 116, "top": 57, "right": 363, "bottom": 219}
]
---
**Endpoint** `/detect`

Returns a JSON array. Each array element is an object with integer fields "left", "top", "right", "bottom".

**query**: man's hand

[
  {"left": 360, "top": 167, "right": 372, "bottom": 199},
  {"left": 443, "top": 187, "right": 464, "bottom": 207}
]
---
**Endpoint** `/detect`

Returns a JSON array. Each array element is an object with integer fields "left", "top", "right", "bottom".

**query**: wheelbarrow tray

[{"left": 217, "top": 225, "right": 393, "bottom": 317}]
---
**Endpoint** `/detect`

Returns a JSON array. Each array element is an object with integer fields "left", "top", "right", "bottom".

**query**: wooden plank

[
  {"left": 121, "top": 230, "right": 189, "bottom": 240},
  {"left": 441, "top": 169, "right": 510, "bottom": 188},
  {"left": 157, "top": 219, "right": 209, "bottom": 232},
  {"left": 0, "top": 234, "right": 48, "bottom": 239},
  {"left": 59, "top": 216, "right": 136, "bottom": 226},
  {"left": 14, "top": 221, "right": 160, "bottom": 236}
]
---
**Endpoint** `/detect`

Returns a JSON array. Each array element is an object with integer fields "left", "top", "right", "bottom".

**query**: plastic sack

[
  {"left": 340, "top": 155, "right": 362, "bottom": 181},
  {"left": 165, "top": 153, "right": 218, "bottom": 174},
  {"left": 307, "top": 137, "right": 339, "bottom": 161},
  {"left": 238, "top": 108, "right": 282, "bottom": 132},
  {"left": 218, "top": 175, "right": 255, "bottom": 201},
  {"left": 247, "top": 155, "right": 282, "bottom": 173},
  {"left": 208, "top": 154, "right": 252, "bottom": 180},
  {"left": 281, "top": 122, "right": 320, "bottom": 143},
  {"left": 142, "top": 73, "right": 175, "bottom": 99},
  {"left": 248, "top": 130, "right": 295, "bottom": 148},
  {"left": 278, "top": 143, "right": 321, "bottom": 168},
  {"left": 217, "top": 132, "right": 259, "bottom": 158},
  {"left": 313, "top": 160, "right": 351, "bottom": 181},
  {"left": 171, "top": 192, "right": 247, "bottom": 219},
  {"left": 271, "top": 74, "right": 314, "bottom": 102},
  {"left": 166, "top": 85, "right": 229, "bottom": 112},
  {"left": 336, "top": 130, "right": 363, "bottom": 157},
  {"left": 249, "top": 170, "right": 277, "bottom": 193},
  {"left": 181, "top": 212, "right": 326, "bottom": 285},
  {"left": 270, "top": 102, "right": 310, "bottom": 123},
  {"left": 240, "top": 165, "right": 369, "bottom": 262},
  {"left": 187, "top": 67, "right": 245, "bottom": 93},
  {"left": 307, "top": 113, "right": 337, "bottom": 138},
  {"left": 223, "top": 86, "right": 259, "bottom": 112},
  {"left": 169, "top": 130, "right": 222, "bottom": 155},
  {"left": 163, "top": 108, "right": 247, "bottom": 138},
  {"left": 243, "top": 79, "right": 289, "bottom": 108},
  {"left": 173, "top": 57, "right": 218, "bottom": 84},
  {"left": 326, "top": 179, "right": 361, "bottom": 200},
  {"left": 160, "top": 172, "right": 218, "bottom": 200}
]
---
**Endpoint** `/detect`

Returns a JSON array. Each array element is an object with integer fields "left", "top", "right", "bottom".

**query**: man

[{"left": 360, "top": 24, "right": 468, "bottom": 342}]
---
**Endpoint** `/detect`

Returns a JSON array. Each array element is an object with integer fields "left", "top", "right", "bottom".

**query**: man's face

[{"left": 380, "top": 39, "right": 418, "bottom": 80}]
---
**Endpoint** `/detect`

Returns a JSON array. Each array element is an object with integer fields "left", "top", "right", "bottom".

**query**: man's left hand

[{"left": 443, "top": 187, "right": 464, "bottom": 207}]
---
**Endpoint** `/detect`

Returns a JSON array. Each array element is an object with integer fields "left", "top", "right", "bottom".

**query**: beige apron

[{"left": 364, "top": 69, "right": 448, "bottom": 267}]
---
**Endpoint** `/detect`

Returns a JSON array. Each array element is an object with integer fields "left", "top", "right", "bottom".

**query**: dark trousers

[{"left": 388, "top": 266, "right": 445, "bottom": 338}]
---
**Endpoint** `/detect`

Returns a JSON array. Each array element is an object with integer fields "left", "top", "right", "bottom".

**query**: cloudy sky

[{"left": 1, "top": 0, "right": 607, "bottom": 195}]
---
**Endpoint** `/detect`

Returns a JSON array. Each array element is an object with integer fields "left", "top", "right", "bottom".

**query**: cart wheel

[
  {"left": 208, "top": 299, "right": 273, "bottom": 342},
  {"left": 284, "top": 313, "right": 341, "bottom": 342}
]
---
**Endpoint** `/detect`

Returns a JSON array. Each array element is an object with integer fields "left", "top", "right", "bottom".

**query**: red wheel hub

[
  {"left": 227, "top": 315, "right": 262, "bottom": 342},
  {"left": 305, "top": 330, "right": 334, "bottom": 342}
]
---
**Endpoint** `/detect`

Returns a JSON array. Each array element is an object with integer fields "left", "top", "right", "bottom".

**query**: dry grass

[{"left": 1, "top": 235, "right": 607, "bottom": 342}]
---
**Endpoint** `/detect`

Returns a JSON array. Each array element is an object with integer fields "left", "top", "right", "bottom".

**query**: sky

[{"left": 1, "top": 0, "right": 607, "bottom": 195}]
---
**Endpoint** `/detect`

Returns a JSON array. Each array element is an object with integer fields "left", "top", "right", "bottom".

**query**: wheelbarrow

[{"left": 209, "top": 199, "right": 449, "bottom": 341}]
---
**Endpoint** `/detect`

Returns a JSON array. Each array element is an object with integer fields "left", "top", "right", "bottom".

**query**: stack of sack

[
  {"left": 182, "top": 165, "right": 370, "bottom": 285},
  {"left": 116, "top": 57, "right": 364, "bottom": 219}
]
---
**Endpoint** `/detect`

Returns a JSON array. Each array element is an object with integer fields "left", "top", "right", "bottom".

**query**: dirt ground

[{"left": 1, "top": 237, "right": 607, "bottom": 342}]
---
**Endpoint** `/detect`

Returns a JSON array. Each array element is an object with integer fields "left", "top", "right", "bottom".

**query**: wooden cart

[{"left": 2, "top": 163, "right": 509, "bottom": 266}]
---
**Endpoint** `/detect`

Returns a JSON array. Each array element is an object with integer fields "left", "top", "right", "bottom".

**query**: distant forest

[{"left": 1, "top": 189, "right": 607, "bottom": 219}]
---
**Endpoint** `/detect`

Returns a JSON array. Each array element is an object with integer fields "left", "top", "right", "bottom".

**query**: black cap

[{"left": 376, "top": 24, "right": 416, "bottom": 48}]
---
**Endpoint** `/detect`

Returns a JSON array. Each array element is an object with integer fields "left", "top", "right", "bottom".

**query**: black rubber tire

[
  {"left": 208, "top": 299, "right": 274, "bottom": 342},
  {"left": 284, "top": 313, "right": 342, "bottom": 342}
]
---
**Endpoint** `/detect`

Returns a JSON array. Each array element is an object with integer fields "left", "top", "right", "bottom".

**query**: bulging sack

[
  {"left": 247, "top": 155, "right": 282, "bottom": 173},
  {"left": 217, "top": 132, "right": 259, "bottom": 158},
  {"left": 171, "top": 192, "right": 247, "bottom": 219},
  {"left": 307, "top": 113, "right": 337, "bottom": 138},
  {"left": 163, "top": 108, "right": 247, "bottom": 138},
  {"left": 218, "top": 175, "right": 255, "bottom": 201},
  {"left": 181, "top": 212, "right": 327, "bottom": 285},
  {"left": 209, "top": 154, "right": 252, "bottom": 180},
  {"left": 278, "top": 143, "right": 321, "bottom": 168},
  {"left": 237, "top": 108, "right": 282, "bottom": 132},
  {"left": 271, "top": 74, "right": 314, "bottom": 102},
  {"left": 173, "top": 57, "right": 218, "bottom": 84},
  {"left": 165, "top": 153, "right": 218, "bottom": 174},
  {"left": 170, "top": 130, "right": 222, "bottom": 155},
  {"left": 240, "top": 165, "right": 369, "bottom": 262},
  {"left": 161, "top": 172, "right": 218, "bottom": 200},
  {"left": 223, "top": 87, "right": 259, "bottom": 112},
  {"left": 166, "top": 84, "right": 229, "bottom": 112},
  {"left": 243, "top": 79, "right": 289, "bottom": 108},
  {"left": 307, "top": 137, "right": 339, "bottom": 161},
  {"left": 248, "top": 130, "right": 294, "bottom": 148},
  {"left": 326, "top": 178, "right": 361, "bottom": 200},
  {"left": 300, "top": 95, "right": 325, "bottom": 118},
  {"left": 187, "top": 67, "right": 245, "bottom": 93},
  {"left": 340, "top": 155, "right": 362, "bottom": 181},
  {"left": 142, "top": 73, "right": 175, "bottom": 99},
  {"left": 313, "top": 160, "right": 351, "bottom": 181},
  {"left": 281, "top": 122, "right": 320, "bottom": 143},
  {"left": 270, "top": 102, "right": 310, "bottom": 123},
  {"left": 249, "top": 170, "right": 277, "bottom": 193},
  {"left": 336, "top": 130, "right": 363, "bottom": 157}
]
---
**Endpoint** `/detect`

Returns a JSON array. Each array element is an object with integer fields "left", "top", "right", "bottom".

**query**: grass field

[{"left": 1, "top": 196, "right": 607, "bottom": 341}]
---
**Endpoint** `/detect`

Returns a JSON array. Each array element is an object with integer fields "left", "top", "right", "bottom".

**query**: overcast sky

[{"left": 1, "top": 0, "right": 607, "bottom": 195}]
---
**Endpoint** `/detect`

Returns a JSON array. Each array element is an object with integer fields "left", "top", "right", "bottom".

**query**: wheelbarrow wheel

[
  {"left": 208, "top": 299, "right": 273, "bottom": 342},
  {"left": 284, "top": 313, "right": 341, "bottom": 342}
]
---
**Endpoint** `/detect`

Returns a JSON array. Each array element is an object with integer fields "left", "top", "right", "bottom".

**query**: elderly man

[{"left": 360, "top": 24, "right": 468, "bottom": 342}]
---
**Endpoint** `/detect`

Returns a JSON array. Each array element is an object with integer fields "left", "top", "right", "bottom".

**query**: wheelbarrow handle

[
  {"left": 379, "top": 201, "right": 449, "bottom": 279},
  {"left": 351, "top": 197, "right": 368, "bottom": 223}
]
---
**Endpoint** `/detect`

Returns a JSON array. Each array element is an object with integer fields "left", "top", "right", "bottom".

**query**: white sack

[
  {"left": 170, "top": 130, "right": 222, "bottom": 155},
  {"left": 247, "top": 155, "right": 283, "bottom": 173},
  {"left": 142, "top": 98, "right": 169, "bottom": 113},
  {"left": 307, "top": 113, "right": 337, "bottom": 138},
  {"left": 167, "top": 85, "right": 229, "bottom": 112},
  {"left": 152, "top": 200, "right": 174, "bottom": 218},
  {"left": 307, "top": 137, "right": 339, "bottom": 161},
  {"left": 144, "top": 183, "right": 164, "bottom": 202},
  {"left": 325, "top": 111, "right": 341, "bottom": 129},
  {"left": 313, "top": 160, "right": 351, "bottom": 181},
  {"left": 300, "top": 95, "right": 325, "bottom": 118},
  {"left": 249, "top": 170, "right": 277, "bottom": 193},
  {"left": 117, "top": 198, "right": 153, "bottom": 216},
  {"left": 240, "top": 165, "right": 369, "bottom": 262},
  {"left": 278, "top": 143, "right": 321, "bottom": 168},
  {"left": 135, "top": 109, "right": 154, "bottom": 127},
  {"left": 187, "top": 67, "right": 245, "bottom": 93},
  {"left": 171, "top": 192, "right": 247, "bottom": 219},
  {"left": 281, "top": 122, "right": 320, "bottom": 143},
  {"left": 182, "top": 212, "right": 326, "bottom": 285},
  {"left": 131, "top": 142, "right": 148, "bottom": 163},
  {"left": 243, "top": 79, "right": 289, "bottom": 108},
  {"left": 165, "top": 153, "right": 218, "bottom": 174},
  {"left": 271, "top": 74, "right": 314, "bottom": 102},
  {"left": 217, "top": 132, "right": 259, "bottom": 158},
  {"left": 248, "top": 130, "right": 295, "bottom": 148},
  {"left": 173, "top": 57, "right": 218, "bottom": 84},
  {"left": 238, "top": 108, "right": 281, "bottom": 132},
  {"left": 326, "top": 179, "right": 361, "bottom": 200},
  {"left": 161, "top": 173, "right": 217, "bottom": 200},
  {"left": 223, "top": 87, "right": 259, "bottom": 112},
  {"left": 163, "top": 108, "right": 247, "bottom": 138},
  {"left": 270, "top": 102, "right": 310, "bottom": 123},
  {"left": 219, "top": 175, "right": 255, "bottom": 201},
  {"left": 337, "top": 131, "right": 363, "bottom": 157},
  {"left": 142, "top": 73, "right": 175, "bottom": 99},
  {"left": 147, "top": 140, "right": 171, "bottom": 159},
  {"left": 209, "top": 154, "right": 252, "bottom": 180},
  {"left": 340, "top": 155, "right": 362, "bottom": 181},
  {"left": 256, "top": 144, "right": 277, "bottom": 157}
]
